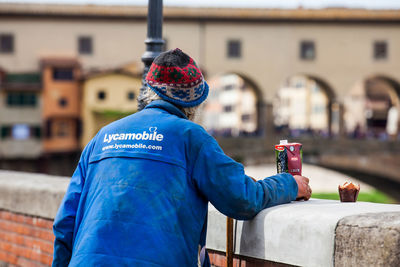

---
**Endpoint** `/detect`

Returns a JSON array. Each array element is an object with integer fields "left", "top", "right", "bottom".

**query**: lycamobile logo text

[{"left": 103, "top": 127, "right": 164, "bottom": 143}]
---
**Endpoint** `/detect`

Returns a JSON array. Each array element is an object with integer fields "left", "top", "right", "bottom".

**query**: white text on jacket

[{"left": 103, "top": 128, "right": 164, "bottom": 143}]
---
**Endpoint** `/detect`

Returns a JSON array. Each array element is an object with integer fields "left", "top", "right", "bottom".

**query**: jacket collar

[{"left": 144, "top": 100, "right": 188, "bottom": 120}]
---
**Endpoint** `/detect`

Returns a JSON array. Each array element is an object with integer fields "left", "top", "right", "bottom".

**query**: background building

[
  {"left": 273, "top": 75, "right": 330, "bottom": 136},
  {"left": 344, "top": 76, "right": 400, "bottom": 138},
  {"left": 41, "top": 58, "right": 81, "bottom": 154},
  {"left": 81, "top": 67, "right": 141, "bottom": 147},
  {"left": 0, "top": 71, "right": 42, "bottom": 158},
  {"left": 202, "top": 74, "right": 257, "bottom": 136}
]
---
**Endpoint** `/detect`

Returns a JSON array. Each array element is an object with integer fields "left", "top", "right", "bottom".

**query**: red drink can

[{"left": 275, "top": 140, "right": 303, "bottom": 176}]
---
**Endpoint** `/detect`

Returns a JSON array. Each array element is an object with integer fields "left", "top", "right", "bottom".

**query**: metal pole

[
  {"left": 138, "top": 0, "right": 165, "bottom": 111},
  {"left": 226, "top": 217, "right": 234, "bottom": 267}
]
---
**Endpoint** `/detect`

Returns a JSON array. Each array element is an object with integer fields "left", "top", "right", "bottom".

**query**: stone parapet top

[
  {"left": 0, "top": 170, "right": 69, "bottom": 219},
  {"left": 206, "top": 199, "right": 400, "bottom": 267}
]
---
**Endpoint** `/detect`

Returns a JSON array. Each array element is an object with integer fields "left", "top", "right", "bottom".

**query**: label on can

[{"left": 275, "top": 142, "right": 302, "bottom": 176}]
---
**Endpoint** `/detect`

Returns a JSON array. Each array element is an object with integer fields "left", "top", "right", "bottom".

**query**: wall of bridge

[
  {"left": 2, "top": 10, "right": 400, "bottom": 103},
  {"left": 203, "top": 23, "right": 400, "bottom": 102}
]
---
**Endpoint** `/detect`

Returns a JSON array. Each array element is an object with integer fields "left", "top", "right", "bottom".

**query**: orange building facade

[{"left": 41, "top": 58, "right": 81, "bottom": 154}]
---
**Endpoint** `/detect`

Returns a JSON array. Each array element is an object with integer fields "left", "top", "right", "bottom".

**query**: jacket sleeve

[
  {"left": 52, "top": 139, "right": 94, "bottom": 267},
  {"left": 191, "top": 136, "right": 298, "bottom": 220}
]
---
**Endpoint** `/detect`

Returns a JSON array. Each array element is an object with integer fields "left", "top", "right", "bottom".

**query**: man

[{"left": 52, "top": 48, "right": 311, "bottom": 267}]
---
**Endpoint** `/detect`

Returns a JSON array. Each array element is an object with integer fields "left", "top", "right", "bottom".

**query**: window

[
  {"left": 1, "top": 126, "right": 11, "bottom": 138},
  {"left": 300, "top": 41, "right": 315, "bottom": 60},
  {"left": 224, "top": 105, "right": 233, "bottom": 112},
  {"left": 374, "top": 41, "right": 387, "bottom": 60},
  {"left": 75, "top": 119, "right": 82, "bottom": 139},
  {"left": 242, "top": 114, "right": 251, "bottom": 122},
  {"left": 0, "top": 125, "right": 40, "bottom": 139},
  {"left": 78, "top": 36, "right": 93, "bottom": 55},
  {"left": 53, "top": 68, "right": 74, "bottom": 81},
  {"left": 224, "top": 84, "right": 235, "bottom": 91},
  {"left": 98, "top": 91, "right": 106, "bottom": 100},
  {"left": 32, "top": 126, "right": 41, "bottom": 138},
  {"left": 295, "top": 81, "right": 305, "bottom": 88},
  {"left": 127, "top": 91, "right": 135, "bottom": 100},
  {"left": 45, "top": 119, "right": 52, "bottom": 138},
  {"left": 59, "top": 98, "right": 68, "bottom": 107},
  {"left": 12, "top": 124, "right": 30, "bottom": 140},
  {"left": 0, "top": 34, "right": 14, "bottom": 54},
  {"left": 56, "top": 121, "right": 69, "bottom": 137},
  {"left": 6, "top": 93, "right": 37, "bottom": 107},
  {"left": 227, "top": 40, "right": 241, "bottom": 58}
]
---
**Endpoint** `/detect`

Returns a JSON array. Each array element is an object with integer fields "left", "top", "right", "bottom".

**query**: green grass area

[
  {"left": 95, "top": 110, "right": 136, "bottom": 119},
  {"left": 312, "top": 190, "right": 397, "bottom": 204}
]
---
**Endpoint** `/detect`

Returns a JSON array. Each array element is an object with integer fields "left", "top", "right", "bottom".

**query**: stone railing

[
  {"left": 0, "top": 170, "right": 399, "bottom": 267},
  {"left": 206, "top": 200, "right": 400, "bottom": 267}
]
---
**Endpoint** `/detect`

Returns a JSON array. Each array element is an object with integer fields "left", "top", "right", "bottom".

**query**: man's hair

[{"left": 142, "top": 86, "right": 199, "bottom": 121}]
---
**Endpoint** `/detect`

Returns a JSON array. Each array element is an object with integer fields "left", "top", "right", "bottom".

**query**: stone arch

[
  {"left": 201, "top": 71, "right": 265, "bottom": 136},
  {"left": 306, "top": 74, "right": 338, "bottom": 136},
  {"left": 366, "top": 74, "right": 400, "bottom": 104},
  {"left": 304, "top": 74, "right": 337, "bottom": 101},
  {"left": 230, "top": 72, "right": 266, "bottom": 135},
  {"left": 345, "top": 74, "right": 400, "bottom": 138},
  {"left": 273, "top": 74, "right": 338, "bottom": 137}
]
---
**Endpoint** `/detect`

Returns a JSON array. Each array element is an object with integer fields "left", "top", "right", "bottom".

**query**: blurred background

[{"left": 0, "top": 0, "right": 399, "bottom": 203}]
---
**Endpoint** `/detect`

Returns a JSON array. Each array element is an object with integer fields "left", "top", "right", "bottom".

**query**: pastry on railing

[{"left": 338, "top": 182, "right": 360, "bottom": 202}]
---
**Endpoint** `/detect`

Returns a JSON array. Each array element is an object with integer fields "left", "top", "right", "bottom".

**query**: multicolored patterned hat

[{"left": 145, "top": 48, "right": 209, "bottom": 107}]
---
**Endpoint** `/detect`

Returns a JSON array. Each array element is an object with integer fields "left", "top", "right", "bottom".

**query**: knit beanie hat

[{"left": 145, "top": 48, "right": 209, "bottom": 107}]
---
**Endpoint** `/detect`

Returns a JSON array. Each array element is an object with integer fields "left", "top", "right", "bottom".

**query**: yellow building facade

[{"left": 81, "top": 70, "right": 141, "bottom": 148}]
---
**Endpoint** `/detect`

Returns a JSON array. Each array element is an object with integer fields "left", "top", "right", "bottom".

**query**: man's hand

[{"left": 293, "top": 175, "right": 312, "bottom": 201}]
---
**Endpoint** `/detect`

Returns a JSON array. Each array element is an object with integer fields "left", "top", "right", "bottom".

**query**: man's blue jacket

[{"left": 52, "top": 100, "right": 298, "bottom": 266}]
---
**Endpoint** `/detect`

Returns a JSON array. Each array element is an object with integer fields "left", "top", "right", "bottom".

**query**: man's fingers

[
  {"left": 302, "top": 184, "right": 312, "bottom": 201},
  {"left": 294, "top": 175, "right": 312, "bottom": 201}
]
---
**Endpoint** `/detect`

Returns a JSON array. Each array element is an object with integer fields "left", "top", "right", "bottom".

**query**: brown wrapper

[
  {"left": 338, "top": 182, "right": 360, "bottom": 202},
  {"left": 338, "top": 187, "right": 360, "bottom": 202}
]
